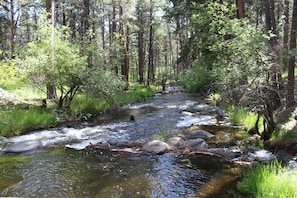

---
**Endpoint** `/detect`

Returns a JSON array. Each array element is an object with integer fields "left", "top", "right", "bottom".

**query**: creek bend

[{"left": 0, "top": 93, "right": 261, "bottom": 197}]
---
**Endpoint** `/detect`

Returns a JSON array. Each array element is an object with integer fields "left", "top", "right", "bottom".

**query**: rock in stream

[{"left": 4, "top": 140, "right": 42, "bottom": 153}]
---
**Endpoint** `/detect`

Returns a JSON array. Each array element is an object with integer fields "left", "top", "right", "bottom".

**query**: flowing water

[{"left": 0, "top": 93, "right": 242, "bottom": 197}]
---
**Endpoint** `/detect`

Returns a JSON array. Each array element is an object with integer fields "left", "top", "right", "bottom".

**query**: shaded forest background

[{"left": 1, "top": 0, "right": 297, "bottom": 140}]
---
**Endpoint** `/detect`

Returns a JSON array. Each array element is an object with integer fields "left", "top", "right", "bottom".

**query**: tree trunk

[
  {"left": 110, "top": 0, "right": 118, "bottom": 74},
  {"left": 46, "top": 0, "right": 57, "bottom": 99},
  {"left": 236, "top": 0, "right": 245, "bottom": 19},
  {"left": 264, "top": 0, "right": 272, "bottom": 32},
  {"left": 137, "top": 1, "right": 145, "bottom": 84},
  {"left": 283, "top": 0, "right": 290, "bottom": 70},
  {"left": 119, "top": 5, "right": 129, "bottom": 88},
  {"left": 147, "top": 0, "right": 154, "bottom": 85},
  {"left": 287, "top": 0, "right": 297, "bottom": 108},
  {"left": 9, "top": 0, "right": 19, "bottom": 57},
  {"left": 124, "top": 26, "right": 130, "bottom": 88}
]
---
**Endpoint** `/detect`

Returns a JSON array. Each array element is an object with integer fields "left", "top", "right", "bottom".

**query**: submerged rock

[
  {"left": 184, "top": 130, "right": 215, "bottom": 140},
  {"left": 4, "top": 140, "right": 42, "bottom": 153},
  {"left": 182, "top": 139, "right": 209, "bottom": 149},
  {"left": 142, "top": 140, "right": 169, "bottom": 154}
]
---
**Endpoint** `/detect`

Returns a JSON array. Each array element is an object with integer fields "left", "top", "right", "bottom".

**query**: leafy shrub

[
  {"left": 0, "top": 61, "right": 26, "bottom": 89},
  {"left": 181, "top": 60, "right": 211, "bottom": 92}
]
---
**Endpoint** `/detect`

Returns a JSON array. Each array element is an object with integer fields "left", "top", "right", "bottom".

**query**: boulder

[
  {"left": 142, "top": 140, "right": 169, "bottom": 154},
  {"left": 4, "top": 140, "right": 42, "bottom": 153}
]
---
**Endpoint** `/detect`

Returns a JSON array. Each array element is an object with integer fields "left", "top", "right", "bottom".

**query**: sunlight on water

[{"left": 176, "top": 115, "right": 217, "bottom": 127}]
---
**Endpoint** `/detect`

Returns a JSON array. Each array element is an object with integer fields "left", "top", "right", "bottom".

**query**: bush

[
  {"left": 0, "top": 61, "right": 27, "bottom": 89},
  {"left": 181, "top": 60, "right": 211, "bottom": 92}
]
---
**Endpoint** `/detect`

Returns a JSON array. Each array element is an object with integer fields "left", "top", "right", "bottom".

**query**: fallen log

[{"left": 87, "top": 141, "right": 238, "bottom": 163}]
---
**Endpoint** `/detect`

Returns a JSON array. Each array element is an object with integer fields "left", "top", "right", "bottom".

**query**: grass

[
  {"left": 0, "top": 107, "right": 56, "bottom": 136},
  {"left": 71, "top": 94, "right": 110, "bottom": 115},
  {"left": 237, "top": 160, "right": 297, "bottom": 198},
  {"left": 114, "top": 84, "right": 155, "bottom": 105},
  {"left": 71, "top": 84, "right": 155, "bottom": 115},
  {"left": 0, "top": 84, "right": 155, "bottom": 137},
  {"left": 153, "top": 126, "right": 170, "bottom": 142},
  {"left": 228, "top": 106, "right": 264, "bottom": 132}
]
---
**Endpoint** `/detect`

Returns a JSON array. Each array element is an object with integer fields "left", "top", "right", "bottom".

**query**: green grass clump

[
  {"left": 153, "top": 126, "right": 169, "bottom": 142},
  {"left": 114, "top": 85, "right": 154, "bottom": 105},
  {"left": 228, "top": 107, "right": 264, "bottom": 132},
  {"left": 237, "top": 160, "right": 297, "bottom": 197},
  {"left": 0, "top": 108, "right": 56, "bottom": 137},
  {"left": 71, "top": 94, "right": 109, "bottom": 115}
]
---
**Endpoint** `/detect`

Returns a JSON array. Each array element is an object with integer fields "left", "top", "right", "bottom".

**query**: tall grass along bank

[{"left": 237, "top": 160, "right": 297, "bottom": 197}]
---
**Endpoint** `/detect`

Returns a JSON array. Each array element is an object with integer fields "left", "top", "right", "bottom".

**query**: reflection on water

[{"left": 0, "top": 148, "right": 237, "bottom": 197}]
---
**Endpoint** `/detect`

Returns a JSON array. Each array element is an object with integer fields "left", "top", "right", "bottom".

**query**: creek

[{"left": 0, "top": 93, "right": 264, "bottom": 197}]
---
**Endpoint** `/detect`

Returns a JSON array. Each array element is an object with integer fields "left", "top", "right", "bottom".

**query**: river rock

[
  {"left": 248, "top": 149, "right": 274, "bottom": 161},
  {"left": 0, "top": 136, "right": 7, "bottom": 142},
  {"left": 185, "top": 130, "right": 215, "bottom": 140},
  {"left": 108, "top": 138, "right": 131, "bottom": 147},
  {"left": 180, "top": 139, "right": 209, "bottom": 149},
  {"left": 167, "top": 137, "right": 184, "bottom": 148},
  {"left": 4, "top": 140, "right": 42, "bottom": 153},
  {"left": 142, "top": 140, "right": 169, "bottom": 154}
]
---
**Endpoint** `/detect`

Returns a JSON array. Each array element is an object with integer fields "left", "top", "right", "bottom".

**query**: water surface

[{"left": 0, "top": 93, "right": 240, "bottom": 197}]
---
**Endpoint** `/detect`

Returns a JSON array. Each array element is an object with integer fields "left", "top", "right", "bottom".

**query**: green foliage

[
  {"left": 0, "top": 108, "right": 56, "bottom": 137},
  {"left": 114, "top": 85, "right": 154, "bottom": 105},
  {"left": 71, "top": 85, "right": 154, "bottom": 116},
  {"left": 12, "top": 85, "right": 46, "bottom": 103},
  {"left": 153, "top": 126, "right": 169, "bottom": 142},
  {"left": 273, "top": 128, "right": 297, "bottom": 140},
  {"left": 71, "top": 94, "right": 109, "bottom": 115},
  {"left": 237, "top": 160, "right": 297, "bottom": 197},
  {"left": 0, "top": 60, "right": 26, "bottom": 89},
  {"left": 181, "top": 59, "right": 211, "bottom": 92},
  {"left": 228, "top": 106, "right": 264, "bottom": 132},
  {"left": 155, "top": 66, "right": 174, "bottom": 82},
  {"left": 21, "top": 11, "right": 88, "bottom": 108},
  {"left": 84, "top": 67, "right": 126, "bottom": 106},
  {"left": 20, "top": 10, "right": 126, "bottom": 109}
]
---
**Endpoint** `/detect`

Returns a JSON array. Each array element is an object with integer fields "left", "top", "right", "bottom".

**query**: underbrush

[{"left": 237, "top": 160, "right": 297, "bottom": 197}]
